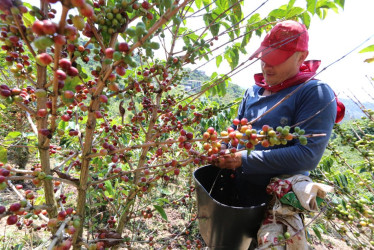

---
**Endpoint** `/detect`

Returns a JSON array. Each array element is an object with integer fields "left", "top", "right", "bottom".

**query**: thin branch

[
  {"left": 12, "top": 13, "right": 36, "bottom": 57},
  {"left": 47, "top": 217, "right": 72, "bottom": 250},
  {"left": 26, "top": 111, "right": 38, "bottom": 135}
]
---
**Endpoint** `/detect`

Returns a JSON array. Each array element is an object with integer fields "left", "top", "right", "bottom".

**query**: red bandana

[{"left": 254, "top": 60, "right": 345, "bottom": 123}]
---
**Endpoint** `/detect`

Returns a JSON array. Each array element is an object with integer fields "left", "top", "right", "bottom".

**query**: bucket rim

[{"left": 193, "top": 165, "right": 267, "bottom": 210}]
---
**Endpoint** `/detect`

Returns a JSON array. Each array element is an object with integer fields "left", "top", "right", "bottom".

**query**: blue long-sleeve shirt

[{"left": 233, "top": 80, "right": 336, "bottom": 187}]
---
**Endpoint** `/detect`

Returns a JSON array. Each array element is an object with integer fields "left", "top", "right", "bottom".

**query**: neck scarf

[{"left": 254, "top": 60, "right": 345, "bottom": 123}]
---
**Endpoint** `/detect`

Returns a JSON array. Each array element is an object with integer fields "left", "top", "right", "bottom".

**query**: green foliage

[{"left": 309, "top": 108, "right": 374, "bottom": 248}]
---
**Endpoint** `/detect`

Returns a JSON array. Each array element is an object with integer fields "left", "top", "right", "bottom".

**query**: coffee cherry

[
  {"left": 105, "top": 48, "right": 114, "bottom": 59},
  {"left": 31, "top": 21, "right": 45, "bottom": 36},
  {"left": 233, "top": 118, "right": 240, "bottom": 126},
  {"left": 67, "top": 66, "right": 79, "bottom": 76},
  {"left": 59, "top": 58, "right": 71, "bottom": 70},
  {"left": 99, "top": 95, "right": 108, "bottom": 103},
  {"left": 9, "top": 203, "right": 21, "bottom": 212},
  {"left": 42, "top": 20, "right": 57, "bottom": 35},
  {"left": 240, "top": 118, "right": 248, "bottom": 125},
  {"left": 36, "top": 53, "right": 53, "bottom": 66},
  {"left": 7, "top": 215, "right": 18, "bottom": 225},
  {"left": 64, "top": 90, "right": 75, "bottom": 99},
  {"left": 56, "top": 70, "right": 67, "bottom": 80},
  {"left": 207, "top": 127, "right": 215, "bottom": 134},
  {"left": 37, "top": 109, "right": 48, "bottom": 117},
  {"left": 118, "top": 42, "right": 130, "bottom": 52},
  {"left": 80, "top": 4, "right": 94, "bottom": 17}
]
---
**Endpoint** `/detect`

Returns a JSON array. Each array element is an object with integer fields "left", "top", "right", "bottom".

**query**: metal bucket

[{"left": 193, "top": 165, "right": 268, "bottom": 250}]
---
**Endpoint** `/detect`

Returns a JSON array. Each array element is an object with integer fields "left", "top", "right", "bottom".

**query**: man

[
  {"left": 215, "top": 20, "right": 339, "bottom": 204},
  {"left": 212, "top": 19, "right": 341, "bottom": 249}
]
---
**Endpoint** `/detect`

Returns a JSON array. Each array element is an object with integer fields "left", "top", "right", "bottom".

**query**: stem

[
  {"left": 72, "top": 71, "right": 110, "bottom": 247},
  {"left": 8, "top": 175, "right": 79, "bottom": 188},
  {"left": 128, "top": 0, "right": 192, "bottom": 54}
]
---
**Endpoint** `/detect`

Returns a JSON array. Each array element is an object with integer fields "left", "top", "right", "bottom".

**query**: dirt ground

[{"left": 0, "top": 167, "right": 367, "bottom": 249}]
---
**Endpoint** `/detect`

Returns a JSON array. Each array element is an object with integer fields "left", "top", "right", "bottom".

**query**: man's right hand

[{"left": 213, "top": 152, "right": 242, "bottom": 170}]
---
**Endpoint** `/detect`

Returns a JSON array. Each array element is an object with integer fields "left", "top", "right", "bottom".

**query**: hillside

[
  {"left": 182, "top": 69, "right": 373, "bottom": 121},
  {"left": 339, "top": 97, "right": 374, "bottom": 120}
]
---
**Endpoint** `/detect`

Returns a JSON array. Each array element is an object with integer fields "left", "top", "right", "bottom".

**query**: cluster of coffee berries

[
  {"left": 94, "top": 1, "right": 129, "bottom": 35},
  {"left": 201, "top": 118, "right": 309, "bottom": 158}
]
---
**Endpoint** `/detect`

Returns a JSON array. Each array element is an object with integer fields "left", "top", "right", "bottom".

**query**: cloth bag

[{"left": 256, "top": 175, "right": 334, "bottom": 250}]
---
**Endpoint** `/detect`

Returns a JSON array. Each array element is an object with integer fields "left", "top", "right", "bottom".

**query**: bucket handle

[{"left": 208, "top": 169, "right": 223, "bottom": 195}]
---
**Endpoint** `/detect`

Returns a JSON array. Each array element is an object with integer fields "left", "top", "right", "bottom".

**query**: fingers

[
  {"left": 211, "top": 151, "right": 242, "bottom": 170},
  {"left": 215, "top": 155, "right": 238, "bottom": 169}
]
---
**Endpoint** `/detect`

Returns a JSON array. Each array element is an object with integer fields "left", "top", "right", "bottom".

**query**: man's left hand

[{"left": 213, "top": 152, "right": 242, "bottom": 170}]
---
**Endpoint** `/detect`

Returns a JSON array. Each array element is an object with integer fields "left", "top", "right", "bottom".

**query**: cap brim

[{"left": 250, "top": 46, "right": 295, "bottom": 66}]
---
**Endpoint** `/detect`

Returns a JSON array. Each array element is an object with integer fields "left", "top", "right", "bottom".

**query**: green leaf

[
  {"left": 235, "top": 42, "right": 246, "bottom": 54},
  {"left": 157, "top": 187, "right": 173, "bottom": 195},
  {"left": 248, "top": 13, "right": 261, "bottom": 24},
  {"left": 301, "top": 12, "right": 311, "bottom": 28},
  {"left": 359, "top": 45, "right": 374, "bottom": 53},
  {"left": 23, "top": 12, "right": 35, "bottom": 27},
  {"left": 6, "top": 131, "right": 22, "bottom": 139},
  {"left": 241, "top": 31, "right": 252, "bottom": 49},
  {"left": 210, "top": 71, "right": 218, "bottom": 80},
  {"left": 287, "top": 0, "right": 297, "bottom": 10},
  {"left": 155, "top": 197, "right": 171, "bottom": 205},
  {"left": 334, "top": 0, "right": 345, "bottom": 9},
  {"left": 22, "top": 2, "right": 33, "bottom": 9},
  {"left": 0, "top": 147, "right": 7, "bottom": 164},
  {"left": 202, "top": 0, "right": 211, "bottom": 11},
  {"left": 13, "top": 243, "right": 24, "bottom": 250},
  {"left": 337, "top": 173, "right": 348, "bottom": 188},
  {"left": 230, "top": 1, "right": 243, "bottom": 22},
  {"left": 217, "top": 0, "right": 228, "bottom": 10},
  {"left": 286, "top": 7, "right": 305, "bottom": 18},
  {"left": 203, "top": 13, "right": 220, "bottom": 37},
  {"left": 64, "top": 76, "right": 81, "bottom": 91},
  {"left": 154, "top": 204, "right": 168, "bottom": 221},
  {"left": 222, "top": 21, "right": 234, "bottom": 40},
  {"left": 195, "top": 0, "right": 202, "bottom": 9},
  {"left": 268, "top": 7, "right": 287, "bottom": 19},
  {"left": 307, "top": 0, "right": 317, "bottom": 14},
  {"left": 216, "top": 55, "right": 222, "bottom": 67},
  {"left": 186, "top": 32, "right": 199, "bottom": 42},
  {"left": 224, "top": 47, "right": 239, "bottom": 70},
  {"left": 105, "top": 180, "right": 114, "bottom": 196},
  {"left": 317, "top": 0, "right": 338, "bottom": 14},
  {"left": 312, "top": 225, "right": 323, "bottom": 241}
]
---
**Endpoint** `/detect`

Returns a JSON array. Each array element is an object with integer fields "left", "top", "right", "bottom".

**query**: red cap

[{"left": 250, "top": 20, "right": 309, "bottom": 66}]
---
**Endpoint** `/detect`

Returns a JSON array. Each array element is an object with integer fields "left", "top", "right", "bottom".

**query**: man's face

[{"left": 261, "top": 52, "right": 304, "bottom": 86}]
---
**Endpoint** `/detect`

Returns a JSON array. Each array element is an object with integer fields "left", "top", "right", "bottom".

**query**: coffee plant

[
  {"left": 0, "top": 0, "right": 356, "bottom": 249},
  {"left": 308, "top": 106, "right": 374, "bottom": 248}
]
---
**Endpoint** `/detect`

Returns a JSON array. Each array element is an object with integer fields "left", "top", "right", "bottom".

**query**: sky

[{"left": 196, "top": 0, "right": 374, "bottom": 102}]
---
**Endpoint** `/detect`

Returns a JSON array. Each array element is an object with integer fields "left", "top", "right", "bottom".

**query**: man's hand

[{"left": 213, "top": 152, "right": 242, "bottom": 170}]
